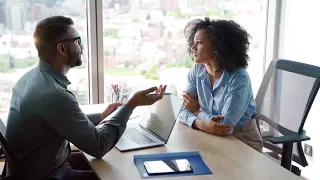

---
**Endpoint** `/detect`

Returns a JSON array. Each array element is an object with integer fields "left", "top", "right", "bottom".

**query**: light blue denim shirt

[{"left": 179, "top": 64, "right": 257, "bottom": 128}]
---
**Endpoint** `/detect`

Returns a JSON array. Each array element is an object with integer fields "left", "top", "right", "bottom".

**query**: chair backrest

[
  {"left": 255, "top": 59, "right": 320, "bottom": 166},
  {"left": 0, "top": 118, "right": 20, "bottom": 175}
]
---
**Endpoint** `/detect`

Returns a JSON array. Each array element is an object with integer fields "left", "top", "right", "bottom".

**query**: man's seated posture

[{"left": 5, "top": 16, "right": 167, "bottom": 180}]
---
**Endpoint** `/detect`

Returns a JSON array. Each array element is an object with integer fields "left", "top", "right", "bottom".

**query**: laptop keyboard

[{"left": 124, "top": 128, "right": 155, "bottom": 145}]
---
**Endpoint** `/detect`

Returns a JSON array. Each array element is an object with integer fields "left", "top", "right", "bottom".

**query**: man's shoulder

[
  {"left": 14, "top": 67, "right": 71, "bottom": 103},
  {"left": 16, "top": 66, "right": 51, "bottom": 87},
  {"left": 37, "top": 85, "right": 76, "bottom": 105}
]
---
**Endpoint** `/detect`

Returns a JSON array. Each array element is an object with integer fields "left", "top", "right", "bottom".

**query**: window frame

[
  {"left": 259, "top": 0, "right": 289, "bottom": 136},
  {"left": 87, "top": 0, "right": 104, "bottom": 104}
]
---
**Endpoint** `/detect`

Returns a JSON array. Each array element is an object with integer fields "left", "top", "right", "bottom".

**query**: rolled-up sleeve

[
  {"left": 178, "top": 65, "right": 198, "bottom": 128},
  {"left": 39, "top": 90, "right": 132, "bottom": 159},
  {"left": 197, "top": 110, "right": 214, "bottom": 120}
]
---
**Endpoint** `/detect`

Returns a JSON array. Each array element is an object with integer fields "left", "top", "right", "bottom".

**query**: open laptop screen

[{"left": 139, "top": 94, "right": 183, "bottom": 142}]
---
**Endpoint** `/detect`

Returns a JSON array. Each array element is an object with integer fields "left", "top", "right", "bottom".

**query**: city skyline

[{"left": 0, "top": 0, "right": 267, "bottom": 114}]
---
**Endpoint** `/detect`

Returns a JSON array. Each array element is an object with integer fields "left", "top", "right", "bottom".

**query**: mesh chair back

[{"left": 256, "top": 59, "right": 320, "bottom": 166}]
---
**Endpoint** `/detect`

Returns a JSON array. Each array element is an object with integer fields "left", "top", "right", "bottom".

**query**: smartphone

[{"left": 144, "top": 159, "right": 193, "bottom": 175}]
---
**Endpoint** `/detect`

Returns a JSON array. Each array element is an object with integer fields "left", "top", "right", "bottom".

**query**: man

[{"left": 5, "top": 16, "right": 166, "bottom": 180}]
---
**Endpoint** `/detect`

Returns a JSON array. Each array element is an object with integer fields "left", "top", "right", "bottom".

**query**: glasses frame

[{"left": 53, "top": 37, "right": 82, "bottom": 47}]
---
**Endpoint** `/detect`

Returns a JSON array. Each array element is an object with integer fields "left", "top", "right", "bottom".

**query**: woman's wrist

[{"left": 193, "top": 119, "right": 203, "bottom": 130}]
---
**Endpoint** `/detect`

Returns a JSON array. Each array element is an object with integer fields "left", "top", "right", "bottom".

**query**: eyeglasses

[{"left": 54, "top": 37, "right": 82, "bottom": 46}]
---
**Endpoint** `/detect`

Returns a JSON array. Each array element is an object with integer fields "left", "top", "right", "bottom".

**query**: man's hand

[
  {"left": 194, "top": 116, "right": 233, "bottom": 136},
  {"left": 100, "top": 102, "right": 123, "bottom": 121},
  {"left": 126, "top": 85, "right": 167, "bottom": 109},
  {"left": 181, "top": 91, "right": 200, "bottom": 115}
]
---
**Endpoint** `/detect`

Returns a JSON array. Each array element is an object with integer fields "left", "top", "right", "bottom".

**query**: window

[
  {"left": 279, "top": 1, "right": 320, "bottom": 67},
  {"left": 0, "top": 0, "right": 271, "bottom": 116},
  {"left": 279, "top": 1, "right": 320, "bottom": 179},
  {"left": 0, "top": 0, "right": 89, "bottom": 117},
  {"left": 102, "top": 0, "right": 268, "bottom": 103}
]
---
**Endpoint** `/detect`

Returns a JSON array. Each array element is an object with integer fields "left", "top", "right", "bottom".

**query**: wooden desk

[{"left": 83, "top": 122, "right": 303, "bottom": 180}]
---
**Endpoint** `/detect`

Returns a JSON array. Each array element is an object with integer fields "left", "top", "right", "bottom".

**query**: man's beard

[{"left": 67, "top": 51, "right": 82, "bottom": 67}]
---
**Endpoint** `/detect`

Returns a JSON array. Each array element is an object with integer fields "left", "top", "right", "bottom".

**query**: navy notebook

[{"left": 134, "top": 151, "right": 212, "bottom": 179}]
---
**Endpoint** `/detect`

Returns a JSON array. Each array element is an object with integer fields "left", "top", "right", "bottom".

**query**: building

[
  {"left": 160, "top": 0, "right": 180, "bottom": 14},
  {"left": 5, "top": 0, "right": 28, "bottom": 31}
]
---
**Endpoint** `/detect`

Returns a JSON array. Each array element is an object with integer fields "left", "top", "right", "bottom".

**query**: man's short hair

[{"left": 33, "top": 16, "right": 74, "bottom": 60}]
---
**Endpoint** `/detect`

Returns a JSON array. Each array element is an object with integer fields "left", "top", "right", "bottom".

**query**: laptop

[{"left": 115, "top": 94, "right": 183, "bottom": 152}]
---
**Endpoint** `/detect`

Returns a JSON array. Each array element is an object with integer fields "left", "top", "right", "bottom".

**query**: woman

[{"left": 178, "top": 17, "right": 263, "bottom": 152}]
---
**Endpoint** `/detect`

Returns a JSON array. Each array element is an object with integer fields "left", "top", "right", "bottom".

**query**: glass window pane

[
  {"left": 279, "top": 2, "right": 320, "bottom": 179},
  {"left": 0, "top": 0, "right": 89, "bottom": 116},
  {"left": 280, "top": 0, "right": 320, "bottom": 67},
  {"left": 102, "top": 0, "right": 268, "bottom": 103}
]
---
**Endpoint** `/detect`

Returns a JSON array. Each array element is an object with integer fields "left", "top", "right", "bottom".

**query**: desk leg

[{"left": 281, "top": 143, "right": 293, "bottom": 171}]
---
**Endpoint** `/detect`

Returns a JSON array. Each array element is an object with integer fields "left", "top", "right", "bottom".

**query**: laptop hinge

[{"left": 138, "top": 124, "right": 167, "bottom": 143}]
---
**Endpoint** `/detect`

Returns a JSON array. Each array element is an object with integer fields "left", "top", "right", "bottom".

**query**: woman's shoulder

[
  {"left": 229, "top": 67, "right": 249, "bottom": 78},
  {"left": 226, "top": 67, "right": 252, "bottom": 84}
]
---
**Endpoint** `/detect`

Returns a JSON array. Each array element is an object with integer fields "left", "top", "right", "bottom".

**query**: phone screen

[{"left": 144, "top": 159, "right": 193, "bottom": 175}]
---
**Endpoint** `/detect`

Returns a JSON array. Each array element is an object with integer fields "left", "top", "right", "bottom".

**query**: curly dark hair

[
  {"left": 33, "top": 16, "right": 74, "bottom": 60},
  {"left": 184, "top": 17, "right": 250, "bottom": 71}
]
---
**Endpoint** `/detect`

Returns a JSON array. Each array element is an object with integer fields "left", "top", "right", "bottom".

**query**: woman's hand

[{"left": 181, "top": 91, "right": 200, "bottom": 116}]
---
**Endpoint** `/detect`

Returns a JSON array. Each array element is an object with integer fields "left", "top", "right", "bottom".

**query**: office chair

[
  {"left": 255, "top": 59, "right": 320, "bottom": 175},
  {"left": 0, "top": 117, "right": 21, "bottom": 179}
]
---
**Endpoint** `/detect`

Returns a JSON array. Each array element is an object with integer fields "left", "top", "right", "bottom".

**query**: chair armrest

[
  {"left": 0, "top": 147, "right": 4, "bottom": 159},
  {"left": 267, "top": 134, "right": 310, "bottom": 144}
]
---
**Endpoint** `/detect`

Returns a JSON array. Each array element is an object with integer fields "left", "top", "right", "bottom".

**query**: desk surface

[{"left": 83, "top": 120, "right": 303, "bottom": 180}]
